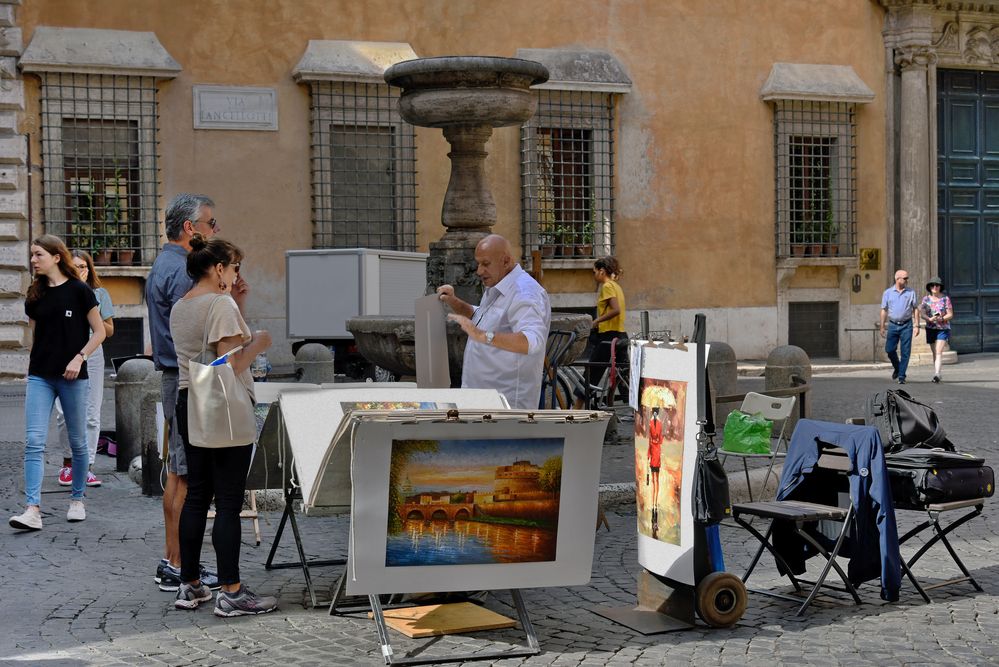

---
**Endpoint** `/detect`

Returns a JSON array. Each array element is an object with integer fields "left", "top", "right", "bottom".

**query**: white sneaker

[
  {"left": 9, "top": 507, "right": 42, "bottom": 531},
  {"left": 67, "top": 501, "right": 86, "bottom": 522}
]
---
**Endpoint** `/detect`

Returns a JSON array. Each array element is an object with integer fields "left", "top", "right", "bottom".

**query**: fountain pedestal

[
  {"left": 348, "top": 56, "right": 592, "bottom": 382},
  {"left": 386, "top": 56, "right": 549, "bottom": 304}
]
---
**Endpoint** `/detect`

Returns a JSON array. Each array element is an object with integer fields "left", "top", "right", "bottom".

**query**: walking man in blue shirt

[{"left": 879, "top": 269, "right": 920, "bottom": 384}]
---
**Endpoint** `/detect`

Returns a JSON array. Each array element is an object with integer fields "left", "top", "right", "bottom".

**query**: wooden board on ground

[{"left": 369, "top": 602, "right": 515, "bottom": 638}]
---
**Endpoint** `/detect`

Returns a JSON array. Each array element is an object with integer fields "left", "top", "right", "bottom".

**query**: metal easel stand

[
  {"left": 264, "top": 486, "right": 345, "bottom": 608},
  {"left": 373, "top": 590, "right": 539, "bottom": 666},
  {"left": 329, "top": 574, "right": 540, "bottom": 665}
]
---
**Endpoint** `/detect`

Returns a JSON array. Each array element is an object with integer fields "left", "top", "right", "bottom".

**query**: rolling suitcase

[{"left": 886, "top": 448, "right": 994, "bottom": 508}]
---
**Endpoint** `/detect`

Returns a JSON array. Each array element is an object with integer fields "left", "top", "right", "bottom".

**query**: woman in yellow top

[{"left": 575, "top": 256, "right": 627, "bottom": 408}]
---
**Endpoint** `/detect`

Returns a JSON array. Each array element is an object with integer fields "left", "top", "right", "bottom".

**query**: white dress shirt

[{"left": 462, "top": 264, "right": 551, "bottom": 409}]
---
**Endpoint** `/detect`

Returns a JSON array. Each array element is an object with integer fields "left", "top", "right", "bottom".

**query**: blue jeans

[
  {"left": 25, "top": 375, "right": 89, "bottom": 505},
  {"left": 885, "top": 321, "right": 913, "bottom": 381}
]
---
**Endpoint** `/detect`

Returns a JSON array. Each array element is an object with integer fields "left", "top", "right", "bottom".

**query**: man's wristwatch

[
  {"left": 484, "top": 331, "right": 495, "bottom": 346},
  {"left": 78, "top": 351, "right": 89, "bottom": 362}
]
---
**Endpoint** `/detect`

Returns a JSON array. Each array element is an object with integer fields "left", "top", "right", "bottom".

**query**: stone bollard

[
  {"left": 707, "top": 341, "right": 738, "bottom": 430},
  {"left": 764, "top": 345, "right": 812, "bottom": 434},
  {"left": 140, "top": 369, "right": 164, "bottom": 495},
  {"left": 295, "top": 343, "right": 337, "bottom": 384},
  {"left": 114, "top": 357, "right": 155, "bottom": 472}
]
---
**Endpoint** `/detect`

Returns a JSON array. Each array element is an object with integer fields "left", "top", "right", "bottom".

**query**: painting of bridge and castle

[{"left": 386, "top": 437, "right": 565, "bottom": 566}]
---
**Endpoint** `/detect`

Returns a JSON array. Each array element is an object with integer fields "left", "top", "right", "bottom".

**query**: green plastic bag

[{"left": 721, "top": 410, "right": 773, "bottom": 454}]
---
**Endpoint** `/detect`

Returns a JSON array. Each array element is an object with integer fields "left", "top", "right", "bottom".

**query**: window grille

[
  {"left": 774, "top": 100, "right": 856, "bottom": 258},
  {"left": 39, "top": 73, "right": 160, "bottom": 266},
  {"left": 521, "top": 90, "right": 614, "bottom": 261},
  {"left": 308, "top": 82, "right": 417, "bottom": 250}
]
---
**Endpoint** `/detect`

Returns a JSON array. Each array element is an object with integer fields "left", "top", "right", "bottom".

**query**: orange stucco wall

[{"left": 18, "top": 0, "right": 889, "bottom": 324}]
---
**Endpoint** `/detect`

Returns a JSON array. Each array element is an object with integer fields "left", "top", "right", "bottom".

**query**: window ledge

[
  {"left": 777, "top": 256, "right": 856, "bottom": 269},
  {"left": 94, "top": 266, "right": 151, "bottom": 279},
  {"left": 528, "top": 258, "right": 595, "bottom": 271}
]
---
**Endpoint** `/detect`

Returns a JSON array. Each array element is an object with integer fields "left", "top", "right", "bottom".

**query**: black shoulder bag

[{"left": 692, "top": 315, "right": 731, "bottom": 524}]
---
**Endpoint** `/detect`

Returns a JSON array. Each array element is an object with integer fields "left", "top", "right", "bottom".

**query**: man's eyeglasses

[
  {"left": 900, "top": 277, "right": 909, "bottom": 281},
  {"left": 193, "top": 217, "right": 218, "bottom": 230}
]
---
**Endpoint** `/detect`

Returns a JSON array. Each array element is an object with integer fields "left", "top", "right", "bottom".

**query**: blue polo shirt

[
  {"left": 145, "top": 243, "right": 192, "bottom": 370},
  {"left": 881, "top": 285, "right": 917, "bottom": 323}
]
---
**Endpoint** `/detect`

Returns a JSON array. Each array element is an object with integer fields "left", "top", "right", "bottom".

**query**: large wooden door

[{"left": 937, "top": 69, "right": 999, "bottom": 352}]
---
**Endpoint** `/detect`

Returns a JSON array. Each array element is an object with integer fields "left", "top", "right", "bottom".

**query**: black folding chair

[
  {"left": 895, "top": 498, "right": 985, "bottom": 599},
  {"left": 539, "top": 330, "right": 576, "bottom": 409},
  {"left": 732, "top": 447, "right": 863, "bottom": 616}
]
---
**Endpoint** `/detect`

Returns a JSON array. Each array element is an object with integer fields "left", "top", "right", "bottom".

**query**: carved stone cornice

[
  {"left": 895, "top": 44, "right": 939, "bottom": 69},
  {"left": 880, "top": 1, "right": 999, "bottom": 13}
]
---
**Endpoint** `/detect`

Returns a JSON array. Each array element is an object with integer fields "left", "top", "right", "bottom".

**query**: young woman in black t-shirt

[{"left": 9, "top": 235, "right": 106, "bottom": 531}]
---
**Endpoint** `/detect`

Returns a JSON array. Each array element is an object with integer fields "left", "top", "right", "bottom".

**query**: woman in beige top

[{"left": 168, "top": 234, "right": 277, "bottom": 616}]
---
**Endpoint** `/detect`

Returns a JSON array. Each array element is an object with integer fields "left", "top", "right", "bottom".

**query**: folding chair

[
  {"left": 847, "top": 417, "right": 985, "bottom": 600},
  {"left": 895, "top": 498, "right": 985, "bottom": 599},
  {"left": 732, "top": 445, "right": 862, "bottom": 616},
  {"left": 721, "top": 392, "right": 796, "bottom": 502},
  {"left": 539, "top": 330, "right": 576, "bottom": 409}
]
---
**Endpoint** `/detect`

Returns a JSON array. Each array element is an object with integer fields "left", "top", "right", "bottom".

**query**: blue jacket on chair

[{"left": 775, "top": 419, "right": 902, "bottom": 601}]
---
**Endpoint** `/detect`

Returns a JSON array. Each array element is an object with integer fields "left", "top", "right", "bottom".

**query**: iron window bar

[
  {"left": 308, "top": 81, "right": 417, "bottom": 251},
  {"left": 773, "top": 100, "right": 857, "bottom": 259},
  {"left": 521, "top": 90, "right": 615, "bottom": 263},
  {"left": 39, "top": 73, "right": 160, "bottom": 267}
]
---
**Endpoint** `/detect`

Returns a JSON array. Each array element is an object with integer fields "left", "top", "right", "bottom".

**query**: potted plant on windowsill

[
  {"left": 113, "top": 234, "right": 135, "bottom": 265},
  {"left": 92, "top": 237, "right": 113, "bottom": 265},
  {"left": 554, "top": 224, "right": 572, "bottom": 258},
  {"left": 575, "top": 221, "right": 594, "bottom": 257},
  {"left": 821, "top": 207, "right": 839, "bottom": 257},
  {"left": 538, "top": 227, "right": 556, "bottom": 258}
]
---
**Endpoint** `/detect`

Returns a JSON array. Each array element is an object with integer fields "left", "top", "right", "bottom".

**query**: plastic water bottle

[{"left": 251, "top": 352, "right": 270, "bottom": 381}]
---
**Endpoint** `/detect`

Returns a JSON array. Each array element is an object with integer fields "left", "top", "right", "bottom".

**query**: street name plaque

[{"left": 193, "top": 85, "right": 278, "bottom": 131}]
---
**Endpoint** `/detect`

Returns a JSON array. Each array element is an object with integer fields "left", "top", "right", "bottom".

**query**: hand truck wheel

[{"left": 695, "top": 571, "right": 747, "bottom": 628}]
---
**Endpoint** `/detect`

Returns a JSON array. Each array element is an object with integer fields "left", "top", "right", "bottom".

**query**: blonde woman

[{"left": 55, "top": 250, "right": 114, "bottom": 487}]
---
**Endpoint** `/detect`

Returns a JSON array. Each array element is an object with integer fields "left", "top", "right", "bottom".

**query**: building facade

[{"left": 1, "top": 0, "right": 996, "bottom": 377}]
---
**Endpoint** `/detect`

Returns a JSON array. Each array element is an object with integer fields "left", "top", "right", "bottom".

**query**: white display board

[
  {"left": 344, "top": 410, "right": 608, "bottom": 595},
  {"left": 632, "top": 343, "right": 706, "bottom": 586},
  {"left": 274, "top": 387, "right": 509, "bottom": 512},
  {"left": 247, "top": 381, "right": 415, "bottom": 491}
]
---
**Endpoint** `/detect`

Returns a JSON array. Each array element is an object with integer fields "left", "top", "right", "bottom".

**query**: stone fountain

[{"left": 347, "top": 57, "right": 591, "bottom": 382}]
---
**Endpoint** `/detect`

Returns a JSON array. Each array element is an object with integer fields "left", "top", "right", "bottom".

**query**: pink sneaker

[
  {"left": 86, "top": 471, "right": 101, "bottom": 488},
  {"left": 58, "top": 467, "right": 72, "bottom": 486}
]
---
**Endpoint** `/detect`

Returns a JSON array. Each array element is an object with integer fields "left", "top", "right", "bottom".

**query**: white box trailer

[{"left": 286, "top": 248, "right": 429, "bottom": 339}]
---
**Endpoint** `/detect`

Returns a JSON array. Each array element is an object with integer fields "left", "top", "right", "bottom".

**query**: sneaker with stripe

[
  {"left": 174, "top": 582, "right": 213, "bottom": 610},
  {"left": 213, "top": 585, "right": 278, "bottom": 617}
]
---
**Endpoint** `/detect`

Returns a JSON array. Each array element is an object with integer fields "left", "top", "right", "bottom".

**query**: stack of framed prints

[{"left": 254, "top": 385, "right": 508, "bottom": 607}]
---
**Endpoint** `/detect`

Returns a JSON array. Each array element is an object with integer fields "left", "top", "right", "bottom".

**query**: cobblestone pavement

[{"left": 1, "top": 356, "right": 998, "bottom": 666}]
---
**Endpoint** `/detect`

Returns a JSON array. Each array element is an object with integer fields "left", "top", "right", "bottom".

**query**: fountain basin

[
  {"left": 347, "top": 312, "right": 592, "bottom": 385},
  {"left": 384, "top": 56, "right": 549, "bottom": 128}
]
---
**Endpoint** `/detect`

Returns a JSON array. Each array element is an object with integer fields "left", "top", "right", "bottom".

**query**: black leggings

[{"left": 176, "top": 389, "right": 253, "bottom": 586}]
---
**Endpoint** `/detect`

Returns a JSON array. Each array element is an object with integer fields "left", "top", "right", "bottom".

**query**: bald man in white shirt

[{"left": 437, "top": 234, "right": 551, "bottom": 409}]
